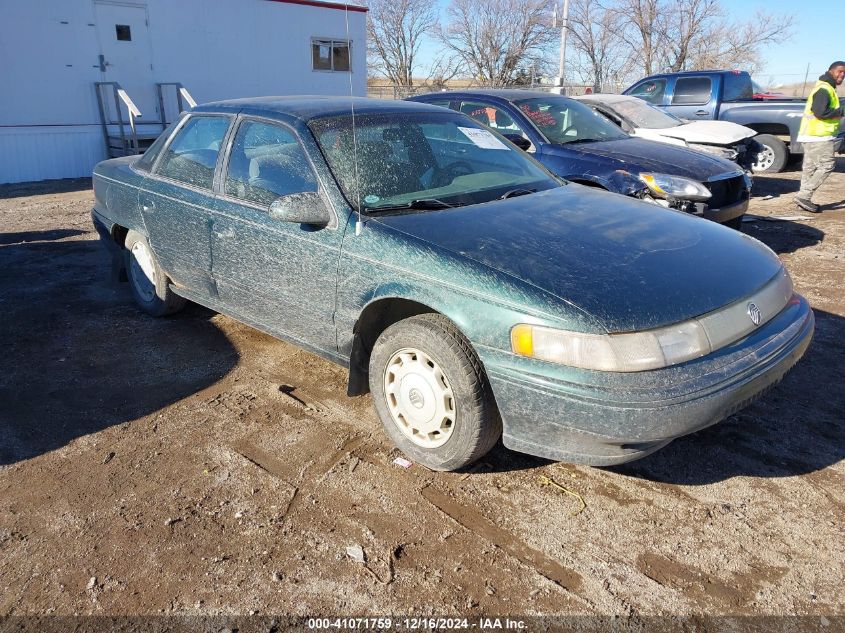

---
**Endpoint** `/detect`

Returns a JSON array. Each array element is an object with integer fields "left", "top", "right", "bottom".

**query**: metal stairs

[{"left": 95, "top": 82, "right": 196, "bottom": 158}]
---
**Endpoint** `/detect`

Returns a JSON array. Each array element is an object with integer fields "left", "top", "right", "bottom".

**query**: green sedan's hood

[{"left": 372, "top": 185, "right": 783, "bottom": 332}]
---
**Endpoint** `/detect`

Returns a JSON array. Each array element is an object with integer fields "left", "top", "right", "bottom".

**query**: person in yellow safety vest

[{"left": 795, "top": 61, "right": 845, "bottom": 213}]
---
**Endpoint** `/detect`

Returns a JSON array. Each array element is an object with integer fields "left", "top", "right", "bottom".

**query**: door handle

[
  {"left": 694, "top": 110, "right": 708, "bottom": 117},
  {"left": 213, "top": 226, "right": 235, "bottom": 239}
]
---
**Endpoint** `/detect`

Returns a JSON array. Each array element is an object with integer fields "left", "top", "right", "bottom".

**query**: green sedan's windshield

[
  {"left": 309, "top": 112, "right": 560, "bottom": 213},
  {"left": 514, "top": 96, "right": 629, "bottom": 144}
]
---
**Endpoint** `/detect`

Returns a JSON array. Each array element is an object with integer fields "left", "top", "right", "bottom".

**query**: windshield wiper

[
  {"left": 364, "top": 198, "right": 457, "bottom": 214},
  {"left": 498, "top": 188, "right": 536, "bottom": 200}
]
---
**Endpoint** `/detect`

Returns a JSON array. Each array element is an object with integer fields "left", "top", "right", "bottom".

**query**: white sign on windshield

[{"left": 458, "top": 127, "right": 510, "bottom": 150}]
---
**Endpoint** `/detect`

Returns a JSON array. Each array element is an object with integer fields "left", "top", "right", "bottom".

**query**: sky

[
  {"left": 726, "top": 0, "right": 835, "bottom": 86},
  {"left": 369, "top": 0, "right": 835, "bottom": 88}
]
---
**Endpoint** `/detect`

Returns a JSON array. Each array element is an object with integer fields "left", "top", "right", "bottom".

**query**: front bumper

[
  {"left": 694, "top": 197, "right": 748, "bottom": 223},
  {"left": 480, "top": 294, "right": 814, "bottom": 466}
]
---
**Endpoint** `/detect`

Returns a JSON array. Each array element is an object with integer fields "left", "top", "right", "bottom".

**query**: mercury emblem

[{"left": 747, "top": 302, "right": 762, "bottom": 326}]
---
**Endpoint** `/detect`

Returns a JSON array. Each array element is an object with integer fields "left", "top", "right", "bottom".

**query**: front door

[
  {"left": 211, "top": 118, "right": 343, "bottom": 355},
  {"left": 94, "top": 2, "right": 157, "bottom": 121}
]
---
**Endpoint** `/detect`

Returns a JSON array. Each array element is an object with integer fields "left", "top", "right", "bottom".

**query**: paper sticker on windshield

[{"left": 458, "top": 127, "right": 510, "bottom": 150}]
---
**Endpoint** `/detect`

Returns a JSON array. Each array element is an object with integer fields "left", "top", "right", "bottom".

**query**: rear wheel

[
  {"left": 750, "top": 134, "right": 789, "bottom": 173},
  {"left": 369, "top": 314, "right": 501, "bottom": 471},
  {"left": 125, "top": 230, "right": 186, "bottom": 317}
]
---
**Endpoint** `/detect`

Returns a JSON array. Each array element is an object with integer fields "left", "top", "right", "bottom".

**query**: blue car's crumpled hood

[
  {"left": 372, "top": 185, "right": 783, "bottom": 332},
  {"left": 542, "top": 136, "right": 741, "bottom": 180}
]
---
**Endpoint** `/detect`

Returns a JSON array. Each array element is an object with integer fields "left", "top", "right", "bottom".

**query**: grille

[{"left": 705, "top": 175, "right": 748, "bottom": 208}]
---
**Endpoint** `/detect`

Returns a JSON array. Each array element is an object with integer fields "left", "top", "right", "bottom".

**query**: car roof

[
  {"left": 638, "top": 70, "right": 747, "bottom": 78},
  {"left": 193, "top": 95, "right": 449, "bottom": 122},
  {"left": 413, "top": 89, "right": 576, "bottom": 102},
  {"left": 573, "top": 93, "right": 639, "bottom": 105}
]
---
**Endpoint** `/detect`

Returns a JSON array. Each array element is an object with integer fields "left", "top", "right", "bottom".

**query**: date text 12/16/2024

[{"left": 306, "top": 617, "right": 527, "bottom": 630}]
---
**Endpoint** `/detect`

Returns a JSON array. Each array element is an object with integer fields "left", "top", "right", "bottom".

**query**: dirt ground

[{"left": 0, "top": 163, "right": 843, "bottom": 627}]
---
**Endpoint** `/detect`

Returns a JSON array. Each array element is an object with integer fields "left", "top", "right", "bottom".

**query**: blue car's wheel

[{"left": 369, "top": 314, "right": 501, "bottom": 471}]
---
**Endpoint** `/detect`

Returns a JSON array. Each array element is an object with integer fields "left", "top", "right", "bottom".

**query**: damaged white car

[{"left": 576, "top": 93, "right": 760, "bottom": 172}]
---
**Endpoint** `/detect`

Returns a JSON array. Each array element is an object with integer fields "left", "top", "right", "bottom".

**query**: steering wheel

[{"left": 433, "top": 161, "right": 474, "bottom": 187}]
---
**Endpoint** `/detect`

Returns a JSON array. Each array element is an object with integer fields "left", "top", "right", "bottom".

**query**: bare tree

[
  {"left": 424, "top": 53, "right": 462, "bottom": 90},
  {"left": 685, "top": 10, "right": 795, "bottom": 74},
  {"left": 439, "top": 0, "right": 557, "bottom": 87},
  {"left": 567, "top": 0, "right": 636, "bottom": 91},
  {"left": 613, "top": 0, "right": 793, "bottom": 78},
  {"left": 367, "top": 0, "right": 439, "bottom": 87},
  {"left": 613, "top": 0, "right": 666, "bottom": 76}
]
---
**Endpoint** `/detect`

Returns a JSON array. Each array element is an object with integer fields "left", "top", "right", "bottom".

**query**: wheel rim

[
  {"left": 383, "top": 347, "right": 456, "bottom": 448},
  {"left": 129, "top": 240, "right": 157, "bottom": 303},
  {"left": 752, "top": 145, "right": 775, "bottom": 172}
]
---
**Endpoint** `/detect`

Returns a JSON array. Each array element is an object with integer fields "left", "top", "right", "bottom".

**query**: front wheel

[
  {"left": 125, "top": 230, "right": 186, "bottom": 317},
  {"left": 750, "top": 134, "right": 789, "bottom": 173},
  {"left": 368, "top": 314, "right": 502, "bottom": 471}
]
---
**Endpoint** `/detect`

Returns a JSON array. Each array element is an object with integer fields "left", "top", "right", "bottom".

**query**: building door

[{"left": 94, "top": 2, "right": 157, "bottom": 122}]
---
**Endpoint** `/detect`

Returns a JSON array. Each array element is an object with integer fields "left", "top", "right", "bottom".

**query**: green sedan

[{"left": 91, "top": 97, "right": 814, "bottom": 470}]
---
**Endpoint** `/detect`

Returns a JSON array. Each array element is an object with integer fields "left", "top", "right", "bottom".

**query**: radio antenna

[{"left": 344, "top": 5, "right": 363, "bottom": 236}]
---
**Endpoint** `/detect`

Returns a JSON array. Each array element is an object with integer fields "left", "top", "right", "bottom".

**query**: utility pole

[
  {"left": 801, "top": 63, "right": 811, "bottom": 98},
  {"left": 557, "top": 0, "right": 570, "bottom": 90}
]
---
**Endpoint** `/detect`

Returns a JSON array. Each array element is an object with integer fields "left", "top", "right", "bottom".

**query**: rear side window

[
  {"left": 155, "top": 116, "right": 231, "bottom": 189},
  {"left": 672, "top": 77, "right": 712, "bottom": 105},
  {"left": 723, "top": 73, "right": 753, "bottom": 101},
  {"left": 224, "top": 120, "right": 317, "bottom": 207},
  {"left": 135, "top": 118, "right": 183, "bottom": 172},
  {"left": 628, "top": 79, "right": 667, "bottom": 104}
]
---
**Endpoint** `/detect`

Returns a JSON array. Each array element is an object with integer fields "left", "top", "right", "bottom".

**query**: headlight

[
  {"left": 511, "top": 268, "right": 794, "bottom": 372},
  {"left": 639, "top": 172, "right": 711, "bottom": 201},
  {"left": 511, "top": 322, "right": 710, "bottom": 372}
]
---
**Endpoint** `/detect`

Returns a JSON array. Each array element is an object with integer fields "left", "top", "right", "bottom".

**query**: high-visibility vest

[{"left": 799, "top": 81, "right": 841, "bottom": 138}]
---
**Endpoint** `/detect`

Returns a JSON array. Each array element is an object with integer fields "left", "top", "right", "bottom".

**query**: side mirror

[
  {"left": 269, "top": 191, "right": 331, "bottom": 226},
  {"left": 503, "top": 133, "right": 531, "bottom": 151}
]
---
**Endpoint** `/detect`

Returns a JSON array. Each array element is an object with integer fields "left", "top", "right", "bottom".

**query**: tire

[
  {"left": 750, "top": 134, "right": 789, "bottom": 173},
  {"left": 125, "top": 230, "right": 186, "bottom": 317},
  {"left": 368, "top": 314, "right": 502, "bottom": 471}
]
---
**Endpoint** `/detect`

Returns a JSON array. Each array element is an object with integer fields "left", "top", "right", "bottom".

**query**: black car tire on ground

[
  {"left": 750, "top": 134, "right": 789, "bottom": 173},
  {"left": 125, "top": 230, "right": 186, "bottom": 317},
  {"left": 369, "top": 314, "right": 502, "bottom": 471}
]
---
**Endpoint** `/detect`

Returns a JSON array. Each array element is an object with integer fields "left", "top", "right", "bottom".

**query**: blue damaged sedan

[
  {"left": 91, "top": 97, "right": 813, "bottom": 470},
  {"left": 408, "top": 89, "right": 752, "bottom": 228}
]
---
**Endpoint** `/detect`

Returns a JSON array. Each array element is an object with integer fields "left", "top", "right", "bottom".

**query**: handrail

[
  {"left": 156, "top": 83, "right": 197, "bottom": 129},
  {"left": 95, "top": 81, "right": 142, "bottom": 155}
]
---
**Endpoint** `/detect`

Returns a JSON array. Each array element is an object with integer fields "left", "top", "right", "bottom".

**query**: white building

[{"left": 0, "top": 0, "right": 368, "bottom": 184}]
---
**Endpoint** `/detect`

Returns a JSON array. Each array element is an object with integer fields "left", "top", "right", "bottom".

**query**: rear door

[
  {"left": 141, "top": 114, "right": 232, "bottom": 297},
  {"left": 666, "top": 76, "right": 716, "bottom": 120}
]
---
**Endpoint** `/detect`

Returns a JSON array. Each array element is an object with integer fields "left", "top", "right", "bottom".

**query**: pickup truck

[{"left": 624, "top": 70, "right": 805, "bottom": 173}]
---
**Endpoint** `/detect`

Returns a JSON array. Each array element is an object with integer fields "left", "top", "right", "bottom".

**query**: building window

[
  {"left": 115, "top": 24, "right": 131, "bottom": 41},
  {"left": 312, "top": 39, "right": 350, "bottom": 72}
]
